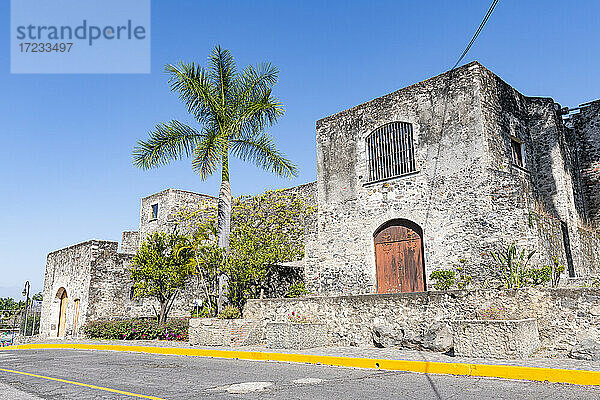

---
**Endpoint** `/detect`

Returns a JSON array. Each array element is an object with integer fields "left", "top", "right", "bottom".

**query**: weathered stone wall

[
  {"left": 87, "top": 249, "right": 205, "bottom": 321},
  {"left": 526, "top": 211, "right": 567, "bottom": 271},
  {"left": 571, "top": 100, "right": 600, "bottom": 228},
  {"left": 40, "top": 240, "right": 117, "bottom": 337},
  {"left": 121, "top": 231, "right": 139, "bottom": 254},
  {"left": 266, "top": 322, "right": 328, "bottom": 349},
  {"left": 139, "top": 189, "right": 218, "bottom": 243},
  {"left": 244, "top": 287, "right": 600, "bottom": 356},
  {"left": 41, "top": 239, "right": 206, "bottom": 336},
  {"left": 451, "top": 318, "right": 540, "bottom": 359},
  {"left": 578, "top": 226, "right": 600, "bottom": 276},
  {"left": 478, "top": 66, "right": 594, "bottom": 279},
  {"left": 306, "top": 61, "right": 596, "bottom": 295},
  {"left": 188, "top": 318, "right": 261, "bottom": 346},
  {"left": 308, "top": 62, "right": 492, "bottom": 295}
]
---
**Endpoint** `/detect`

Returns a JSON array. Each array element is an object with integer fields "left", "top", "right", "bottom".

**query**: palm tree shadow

[{"left": 417, "top": 350, "right": 445, "bottom": 400}]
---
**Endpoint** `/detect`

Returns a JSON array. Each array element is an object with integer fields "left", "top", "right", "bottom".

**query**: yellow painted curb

[{"left": 2, "top": 343, "right": 599, "bottom": 386}]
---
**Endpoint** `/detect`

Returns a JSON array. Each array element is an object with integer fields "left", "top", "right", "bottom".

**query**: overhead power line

[
  {"left": 451, "top": 0, "right": 500, "bottom": 70},
  {"left": 423, "top": 0, "right": 500, "bottom": 231}
]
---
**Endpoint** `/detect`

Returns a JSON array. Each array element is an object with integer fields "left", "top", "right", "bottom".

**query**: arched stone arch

[
  {"left": 55, "top": 287, "right": 67, "bottom": 299},
  {"left": 56, "top": 287, "right": 68, "bottom": 337},
  {"left": 373, "top": 219, "right": 425, "bottom": 293}
]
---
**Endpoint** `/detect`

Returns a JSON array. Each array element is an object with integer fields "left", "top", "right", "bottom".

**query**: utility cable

[{"left": 451, "top": 0, "right": 500, "bottom": 71}]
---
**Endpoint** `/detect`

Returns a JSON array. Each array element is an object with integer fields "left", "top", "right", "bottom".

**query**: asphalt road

[{"left": 0, "top": 349, "right": 599, "bottom": 400}]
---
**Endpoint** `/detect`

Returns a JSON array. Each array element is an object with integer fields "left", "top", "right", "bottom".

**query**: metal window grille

[{"left": 366, "top": 122, "right": 416, "bottom": 182}]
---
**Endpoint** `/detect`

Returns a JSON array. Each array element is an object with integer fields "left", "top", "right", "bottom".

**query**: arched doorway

[
  {"left": 374, "top": 219, "right": 425, "bottom": 293},
  {"left": 56, "top": 288, "right": 68, "bottom": 337},
  {"left": 72, "top": 299, "right": 80, "bottom": 337}
]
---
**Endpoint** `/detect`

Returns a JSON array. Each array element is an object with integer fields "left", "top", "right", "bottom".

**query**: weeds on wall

[
  {"left": 491, "top": 243, "right": 536, "bottom": 289},
  {"left": 429, "top": 259, "right": 472, "bottom": 290},
  {"left": 430, "top": 247, "right": 566, "bottom": 291},
  {"left": 287, "top": 311, "right": 312, "bottom": 324},
  {"left": 176, "top": 190, "right": 315, "bottom": 316},
  {"left": 217, "top": 305, "right": 240, "bottom": 319},
  {"left": 285, "top": 281, "right": 311, "bottom": 298},
  {"left": 490, "top": 244, "right": 565, "bottom": 289}
]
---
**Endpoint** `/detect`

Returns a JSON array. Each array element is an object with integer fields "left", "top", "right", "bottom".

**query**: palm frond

[
  {"left": 191, "top": 126, "right": 227, "bottom": 180},
  {"left": 238, "top": 63, "right": 279, "bottom": 100},
  {"left": 208, "top": 46, "right": 237, "bottom": 107},
  {"left": 133, "top": 120, "right": 201, "bottom": 170},
  {"left": 134, "top": 46, "right": 296, "bottom": 184},
  {"left": 230, "top": 133, "right": 298, "bottom": 178},
  {"left": 165, "top": 63, "right": 219, "bottom": 125}
]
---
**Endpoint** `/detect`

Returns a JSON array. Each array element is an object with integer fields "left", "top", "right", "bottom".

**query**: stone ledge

[
  {"left": 189, "top": 318, "right": 261, "bottom": 347},
  {"left": 266, "top": 322, "right": 328, "bottom": 350},
  {"left": 451, "top": 318, "right": 540, "bottom": 359}
]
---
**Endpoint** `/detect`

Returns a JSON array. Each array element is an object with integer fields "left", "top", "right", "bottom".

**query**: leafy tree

[
  {"left": 130, "top": 232, "right": 195, "bottom": 324},
  {"left": 32, "top": 292, "right": 43, "bottom": 302},
  {"left": 0, "top": 297, "right": 23, "bottom": 310},
  {"left": 178, "top": 220, "right": 225, "bottom": 317},
  {"left": 132, "top": 45, "right": 297, "bottom": 257},
  {"left": 225, "top": 190, "right": 314, "bottom": 310}
]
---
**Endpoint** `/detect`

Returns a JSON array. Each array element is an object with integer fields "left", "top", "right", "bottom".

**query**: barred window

[
  {"left": 366, "top": 122, "right": 416, "bottom": 182},
  {"left": 510, "top": 138, "right": 524, "bottom": 168}
]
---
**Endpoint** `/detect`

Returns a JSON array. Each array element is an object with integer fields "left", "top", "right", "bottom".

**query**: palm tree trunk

[
  {"left": 216, "top": 179, "right": 231, "bottom": 249},
  {"left": 216, "top": 155, "right": 231, "bottom": 313}
]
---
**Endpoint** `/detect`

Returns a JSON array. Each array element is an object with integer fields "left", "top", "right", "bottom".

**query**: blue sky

[{"left": 1, "top": 1, "right": 599, "bottom": 299}]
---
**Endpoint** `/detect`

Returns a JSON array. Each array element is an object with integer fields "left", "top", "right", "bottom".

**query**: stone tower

[{"left": 571, "top": 100, "right": 600, "bottom": 227}]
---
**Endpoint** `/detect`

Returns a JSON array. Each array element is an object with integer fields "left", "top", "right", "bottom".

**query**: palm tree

[{"left": 133, "top": 46, "right": 297, "bottom": 253}]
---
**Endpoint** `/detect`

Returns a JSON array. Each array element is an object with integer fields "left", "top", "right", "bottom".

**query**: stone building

[
  {"left": 303, "top": 61, "right": 600, "bottom": 295},
  {"left": 39, "top": 189, "right": 218, "bottom": 337},
  {"left": 40, "top": 61, "right": 600, "bottom": 337},
  {"left": 40, "top": 186, "right": 315, "bottom": 338}
]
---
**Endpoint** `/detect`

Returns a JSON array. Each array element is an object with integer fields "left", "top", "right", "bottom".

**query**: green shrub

[
  {"left": 429, "top": 270, "right": 455, "bottom": 290},
  {"left": 526, "top": 265, "right": 551, "bottom": 286},
  {"left": 190, "top": 304, "right": 211, "bottom": 318},
  {"left": 491, "top": 243, "right": 535, "bottom": 289},
  {"left": 218, "top": 305, "right": 240, "bottom": 319},
  {"left": 285, "top": 281, "right": 310, "bottom": 298},
  {"left": 83, "top": 318, "right": 188, "bottom": 341}
]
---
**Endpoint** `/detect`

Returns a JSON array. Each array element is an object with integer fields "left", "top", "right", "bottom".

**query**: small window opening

[
  {"left": 511, "top": 138, "right": 524, "bottom": 168},
  {"left": 151, "top": 204, "right": 159, "bottom": 220},
  {"left": 129, "top": 286, "right": 135, "bottom": 300},
  {"left": 366, "top": 121, "right": 416, "bottom": 183}
]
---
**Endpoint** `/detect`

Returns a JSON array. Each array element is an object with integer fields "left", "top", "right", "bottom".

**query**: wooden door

[
  {"left": 57, "top": 291, "right": 67, "bottom": 337},
  {"left": 72, "top": 299, "right": 80, "bottom": 337},
  {"left": 375, "top": 223, "right": 424, "bottom": 293}
]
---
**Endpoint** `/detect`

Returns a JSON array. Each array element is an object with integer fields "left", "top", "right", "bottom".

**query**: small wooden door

[
  {"left": 375, "top": 223, "right": 424, "bottom": 293},
  {"left": 72, "top": 299, "right": 80, "bottom": 337},
  {"left": 57, "top": 291, "right": 68, "bottom": 337}
]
